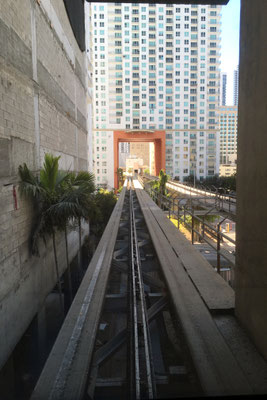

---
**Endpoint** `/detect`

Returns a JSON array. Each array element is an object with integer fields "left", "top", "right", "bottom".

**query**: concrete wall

[
  {"left": 0, "top": 0, "right": 90, "bottom": 368},
  {"left": 235, "top": 0, "right": 267, "bottom": 360}
]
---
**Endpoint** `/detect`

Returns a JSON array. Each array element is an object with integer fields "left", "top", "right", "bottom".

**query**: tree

[
  {"left": 184, "top": 174, "right": 195, "bottom": 184},
  {"left": 150, "top": 169, "right": 168, "bottom": 195},
  {"left": 149, "top": 169, "right": 169, "bottom": 208},
  {"left": 18, "top": 154, "right": 71, "bottom": 315},
  {"left": 66, "top": 171, "right": 96, "bottom": 271},
  {"left": 90, "top": 189, "right": 117, "bottom": 241},
  {"left": 201, "top": 173, "right": 236, "bottom": 192},
  {"left": 158, "top": 169, "right": 168, "bottom": 196},
  {"left": 46, "top": 171, "right": 95, "bottom": 303},
  {"left": 117, "top": 167, "right": 124, "bottom": 188}
]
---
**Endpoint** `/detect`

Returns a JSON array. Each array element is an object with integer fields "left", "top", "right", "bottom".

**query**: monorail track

[
  {"left": 31, "top": 178, "right": 260, "bottom": 400},
  {"left": 86, "top": 178, "right": 201, "bottom": 399}
]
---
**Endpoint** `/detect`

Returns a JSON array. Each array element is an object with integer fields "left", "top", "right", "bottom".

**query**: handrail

[
  {"left": 143, "top": 174, "right": 236, "bottom": 216},
  {"left": 143, "top": 173, "right": 236, "bottom": 200},
  {"left": 143, "top": 183, "right": 235, "bottom": 287}
]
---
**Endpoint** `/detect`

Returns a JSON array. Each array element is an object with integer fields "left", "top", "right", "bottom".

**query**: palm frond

[
  {"left": 56, "top": 170, "right": 71, "bottom": 190},
  {"left": 18, "top": 164, "right": 41, "bottom": 199},
  {"left": 40, "top": 153, "right": 61, "bottom": 192},
  {"left": 72, "top": 171, "right": 95, "bottom": 193},
  {"left": 47, "top": 201, "right": 87, "bottom": 221},
  {"left": 19, "top": 156, "right": 98, "bottom": 255},
  {"left": 30, "top": 212, "right": 50, "bottom": 256}
]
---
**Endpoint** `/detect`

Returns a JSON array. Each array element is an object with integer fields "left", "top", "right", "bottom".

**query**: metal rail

[
  {"left": 141, "top": 180, "right": 235, "bottom": 287},
  {"left": 135, "top": 188, "right": 255, "bottom": 397},
  {"left": 128, "top": 185, "right": 156, "bottom": 399},
  {"left": 143, "top": 174, "right": 236, "bottom": 217},
  {"left": 30, "top": 178, "right": 264, "bottom": 399},
  {"left": 31, "top": 188, "right": 127, "bottom": 400}
]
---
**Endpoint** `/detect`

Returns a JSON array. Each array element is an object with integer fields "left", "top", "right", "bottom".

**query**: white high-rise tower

[{"left": 91, "top": 3, "right": 222, "bottom": 187}]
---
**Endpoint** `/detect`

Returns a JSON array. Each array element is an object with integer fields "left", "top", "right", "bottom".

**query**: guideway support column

[{"left": 235, "top": 0, "right": 267, "bottom": 360}]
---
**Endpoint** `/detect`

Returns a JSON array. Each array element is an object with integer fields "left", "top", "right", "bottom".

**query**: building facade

[
  {"left": 130, "top": 142, "right": 150, "bottom": 169},
  {"left": 220, "top": 72, "right": 227, "bottom": 105},
  {"left": 91, "top": 2, "right": 222, "bottom": 187},
  {"left": 218, "top": 105, "right": 238, "bottom": 172},
  {"left": 219, "top": 163, "right": 236, "bottom": 176},
  {"left": 233, "top": 65, "right": 239, "bottom": 106},
  {"left": 0, "top": 0, "right": 91, "bottom": 371}
]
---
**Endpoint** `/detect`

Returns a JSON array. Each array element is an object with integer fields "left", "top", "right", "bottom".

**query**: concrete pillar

[
  {"left": 154, "top": 140, "right": 161, "bottom": 176},
  {"left": 37, "top": 304, "right": 47, "bottom": 365},
  {"left": 0, "top": 355, "right": 15, "bottom": 399},
  {"left": 235, "top": 0, "right": 267, "bottom": 360},
  {"left": 63, "top": 268, "right": 73, "bottom": 313},
  {"left": 154, "top": 139, "right": 165, "bottom": 175}
]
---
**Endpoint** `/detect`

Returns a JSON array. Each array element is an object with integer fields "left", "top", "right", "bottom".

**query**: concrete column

[
  {"left": 154, "top": 140, "right": 161, "bottom": 176},
  {"left": 37, "top": 304, "right": 47, "bottom": 365},
  {"left": 235, "top": 0, "right": 267, "bottom": 360},
  {"left": 154, "top": 139, "right": 165, "bottom": 176},
  {"left": 30, "top": 0, "right": 40, "bottom": 170},
  {"left": 0, "top": 355, "right": 15, "bottom": 399},
  {"left": 63, "top": 268, "right": 73, "bottom": 313}
]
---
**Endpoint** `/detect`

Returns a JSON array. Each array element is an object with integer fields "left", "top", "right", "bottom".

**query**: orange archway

[{"left": 114, "top": 130, "right": 166, "bottom": 189}]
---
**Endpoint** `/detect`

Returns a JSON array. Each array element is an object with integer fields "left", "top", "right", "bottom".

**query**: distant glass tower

[
  {"left": 233, "top": 66, "right": 239, "bottom": 106},
  {"left": 220, "top": 73, "right": 227, "bottom": 106}
]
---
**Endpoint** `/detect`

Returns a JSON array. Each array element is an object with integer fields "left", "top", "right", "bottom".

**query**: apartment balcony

[
  {"left": 209, "top": 35, "right": 221, "bottom": 41},
  {"left": 108, "top": 105, "right": 119, "bottom": 111},
  {"left": 208, "top": 44, "right": 222, "bottom": 49}
]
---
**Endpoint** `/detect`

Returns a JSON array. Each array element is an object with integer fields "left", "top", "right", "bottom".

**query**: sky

[{"left": 220, "top": 0, "right": 241, "bottom": 105}]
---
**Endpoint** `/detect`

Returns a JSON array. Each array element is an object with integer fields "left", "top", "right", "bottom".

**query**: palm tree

[
  {"left": 67, "top": 171, "right": 95, "bottom": 271},
  {"left": 90, "top": 189, "right": 117, "bottom": 237},
  {"left": 149, "top": 169, "right": 169, "bottom": 208},
  {"left": 46, "top": 171, "right": 96, "bottom": 298},
  {"left": 117, "top": 167, "right": 124, "bottom": 188},
  {"left": 18, "top": 154, "right": 70, "bottom": 316},
  {"left": 45, "top": 187, "right": 85, "bottom": 305},
  {"left": 158, "top": 169, "right": 168, "bottom": 196}
]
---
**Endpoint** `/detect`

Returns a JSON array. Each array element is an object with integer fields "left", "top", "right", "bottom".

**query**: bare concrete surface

[
  {"left": 235, "top": 0, "right": 267, "bottom": 360},
  {"left": 0, "top": 0, "right": 89, "bottom": 371},
  {"left": 214, "top": 314, "right": 267, "bottom": 394},
  {"left": 138, "top": 189, "right": 267, "bottom": 395}
]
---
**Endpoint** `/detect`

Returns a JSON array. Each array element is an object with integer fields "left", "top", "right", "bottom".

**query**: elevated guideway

[
  {"left": 142, "top": 174, "right": 236, "bottom": 221},
  {"left": 31, "top": 178, "right": 267, "bottom": 400}
]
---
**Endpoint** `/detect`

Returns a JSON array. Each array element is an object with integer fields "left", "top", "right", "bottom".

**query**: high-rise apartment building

[
  {"left": 220, "top": 73, "right": 227, "bottom": 106},
  {"left": 233, "top": 65, "right": 239, "bottom": 106},
  {"left": 91, "top": 3, "right": 222, "bottom": 187},
  {"left": 218, "top": 105, "right": 238, "bottom": 170}
]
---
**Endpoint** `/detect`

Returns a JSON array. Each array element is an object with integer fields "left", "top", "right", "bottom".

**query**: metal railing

[
  {"left": 143, "top": 174, "right": 236, "bottom": 216},
  {"left": 139, "top": 176, "right": 235, "bottom": 288},
  {"left": 167, "top": 180, "right": 236, "bottom": 215}
]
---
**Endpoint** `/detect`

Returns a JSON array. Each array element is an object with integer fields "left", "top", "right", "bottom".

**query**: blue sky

[{"left": 220, "top": 0, "right": 241, "bottom": 105}]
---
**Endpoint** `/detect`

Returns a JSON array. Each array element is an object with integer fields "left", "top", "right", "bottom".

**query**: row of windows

[{"left": 94, "top": 5, "right": 213, "bottom": 13}]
